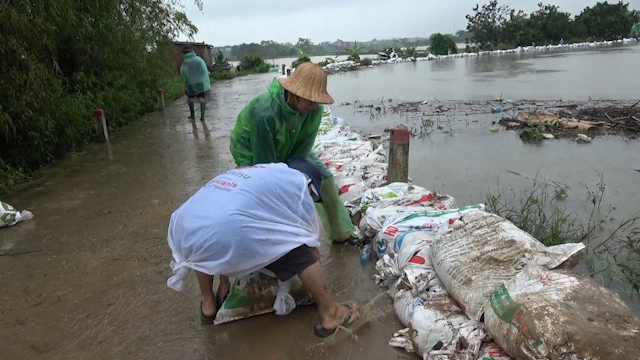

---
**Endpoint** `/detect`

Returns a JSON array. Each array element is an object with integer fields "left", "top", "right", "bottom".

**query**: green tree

[
  {"left": 295, "top": 38, "right": 313, "bottom": 50},
  {"left": 429, "top": 33, "right": 458, "bottom": 55},
  {"left": 466, "top": 0, "right": 511, "bottom": 50},
  {"left": 214, "top": 49, "right": 229, "bottom": 64},
  {"left": 401, "top": 45, "right": 418, "bottom": 59},
  {"left": 575, "top": 1, "right": 638, "bottom": 40},
  {"left": 346, "top": 41, "right": 362, "bottom": 62},
  {"left": 530, "top": 3, "right": 572, "bottom": 43},
  {"left": 240, "top": 55, "right": 269, "bottom": 72},
  {"left": 292, "top": 48, "right": 311, "bottom": 68},
  {"left": 0, "top": 0, "right": 201, "bottom": 192},
  {"left": 502, "top": 10, "right": 539, "bottom": 47}
]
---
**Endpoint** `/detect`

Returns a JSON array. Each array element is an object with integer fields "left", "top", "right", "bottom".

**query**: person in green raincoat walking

[
  {"left": 230, "top": 63, "right": 356, "bottom": 243},
  {"left": 180, "top": 47, "right": 212, "bottom": 121},
  {"left": 631, "top": 18, "right": 640, "bottom": 40}
]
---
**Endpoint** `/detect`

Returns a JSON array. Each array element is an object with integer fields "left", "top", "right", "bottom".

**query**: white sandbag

[
  {"left": 390, "top": 303, "right": 487, "bottom": 360},
  {"left": 375, "top": 204, "right": 485, "bottom": 258},
  {"left": 394, "top": 289, "right": 425, "bottom": 326},
  {"left": 215, "top": 271, "right": 314, "bottom": 325},
  {"left": 362, "top": 183, "right": 432, "bottom": 206},
  {"left": 367, "top": 192, "right": 456, "bottom": 210},
  {"left": 476, "top": 343, "right": 512, "bottom": 360},
  {"left": 359, "top": 192, "right": 457, "bottom": 238},
  {"left": 0, "top": 201, "right": 34, "bottom": 228},
  {"left": 431, "top": 210, "right": 586, "bottom": 321},
  {"left": 336, "top": 177, "right": 368, "bottom": 203},
  {"left": 374, "top": 253, "right": 402, "bottom": 290},
  {"left": 484, "top": 263, "right": 640, "bottom": 360}
]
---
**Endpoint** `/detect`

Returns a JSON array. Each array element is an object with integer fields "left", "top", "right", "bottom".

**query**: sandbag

[
  {"left": 313, "top": 113, "right": 387, "bottom": 207},
  {"left": 0, "top": 201, "right": 34, "bottom": 228},
  {"left": 361, "top": 182, "right": 426, "bottom": 205},
  {"left": 390, "top": 302, "right": 487, "bottom": 360},
  {"left": 359, "top": 193, "right": 457, "bottom": 238},
  {"left": 375, "top": 204, "right": 485, "bottom": 258},
  {"left": 476, "top": 343, "right": 512, "bottom": 360},
  {"left": 215, "top": 271, "right": 314, "bottom": 325},
  {"left": 431, "top": 210, "right": 586, "bottom": 321},
  {"left": 484, "top": 263, "right": 640, "bottom": 360}
]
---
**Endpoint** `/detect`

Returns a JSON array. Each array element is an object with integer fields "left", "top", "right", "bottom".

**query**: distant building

[{"left": 172, "top": 41, "right": 214, "bottom": 74}]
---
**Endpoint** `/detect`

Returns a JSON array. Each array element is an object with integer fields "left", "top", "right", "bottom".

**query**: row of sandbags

[
  {"left": 365, "top": 184, "right": 640, "bottom": 360},
  {"left": 322, "top": 38, "right": 639, "bottom": 71},
  {"left": 314, "top": 108, "right": 387, "bottom": 214}
]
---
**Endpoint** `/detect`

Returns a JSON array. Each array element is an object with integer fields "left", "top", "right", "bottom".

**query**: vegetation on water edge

[
  {"left": 429, "top": 33, "right": 458, "bottom": 56},
  {"left": 487, "top": 174, "right": 640, "bottom": 297},
  {"left": 0, "top": 1, "right": 201, "bottom": 195},
  {"left": 519, "top": 124, "right": 547, "bottom": 142},
  {"left": 292, "top": 48, "right": 311, "bottom": 68},
  {"left": 209, "top": 54, "right": 272, "bottom": 82},
  {"left": 466, "top": 1, "right": 638, "bottom": 51}
]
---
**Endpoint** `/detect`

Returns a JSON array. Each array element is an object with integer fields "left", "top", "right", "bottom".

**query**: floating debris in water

[{"left": 577, "top": 134, "right": 592, "bottom": 142}]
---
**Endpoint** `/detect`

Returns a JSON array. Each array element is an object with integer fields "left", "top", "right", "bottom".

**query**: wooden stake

[
  {"left": 156, "top": 88, "right": 165, "bottom": 110},
  {"left": 93, "top": 109, "right": 109, "bottom": 143},
  {"left": 388, "top": 125, "right": 411, "bottom": 183}
]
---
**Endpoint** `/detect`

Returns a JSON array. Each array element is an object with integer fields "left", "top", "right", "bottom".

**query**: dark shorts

[
  {"left": 265, "top": 245, "right": 318, "bottom": 282},
  {"left": 185, "top": 89, "right": 210, "bottom": 101}
]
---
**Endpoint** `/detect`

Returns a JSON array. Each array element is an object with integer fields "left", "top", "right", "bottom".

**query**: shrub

[
  {"left": 429, "top": 33, "right": 458, "bottom": 56},
  {"left": 240, "top": 54, "right": 269, "bottom": 72}
]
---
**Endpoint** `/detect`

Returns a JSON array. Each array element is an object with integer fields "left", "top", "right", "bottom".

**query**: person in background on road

[
  {"left": 229, "top": 63, "right": 356, "bottom": 243},
  {"left": 166, "top": 159, "right": 360, "bottom": 337},
  {"left": 631, "top": 18, "right": 640, "bottom": 40},
  {"left": 180, "top": 47, "right": 212, "bottom": 121}
]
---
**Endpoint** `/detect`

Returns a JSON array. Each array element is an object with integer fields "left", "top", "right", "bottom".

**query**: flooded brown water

[
  {"left": 328, "top": 43, "right": 640, "bottom": 101},
  {"left": 1, "top": 45, "right": 639, "bottom": 359}
]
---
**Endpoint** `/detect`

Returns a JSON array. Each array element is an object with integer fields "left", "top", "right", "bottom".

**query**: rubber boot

[
  {"left": 315, "top": 176, "right": 356, "bottom": 243},
  {"left": 200, "top": 102, "right": 206, "bottom": 121},
  {"left": 188, "top": 101, "right": 195, "bottom": 119}
]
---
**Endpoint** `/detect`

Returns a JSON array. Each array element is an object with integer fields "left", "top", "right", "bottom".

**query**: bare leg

[
  {"left": 196, "top": 271, "right": 216, "bottom": 317},
  {"left": 311, "top": 247, "right": 321, "bottom": 264},
  {"left": 298, "top": 262, "right": 359, "bottom": 330},
  {"left": 217, "top": 275, "right": 231, "bottom": 302}
]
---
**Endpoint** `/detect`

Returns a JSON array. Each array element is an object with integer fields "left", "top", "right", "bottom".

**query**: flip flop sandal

[
  {"left": 200, "top": 292, "right": 230, "bottom": 324},
  {"left": 314, "top": 303, "right": 358, "bottom": 338},
  {"left": 200, "top": 296, "right": 221, "bottom": 325}
]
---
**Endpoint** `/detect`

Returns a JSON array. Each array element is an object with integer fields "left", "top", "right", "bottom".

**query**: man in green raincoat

[
  {"left": 631, "top": 19, "right": 640, "bottom": 40},
  {"left": 229, "top": 63, "right": 356, "bottom": 242},
  {"left": 180, "top": 47, "right": 212, "bottom": 121}
]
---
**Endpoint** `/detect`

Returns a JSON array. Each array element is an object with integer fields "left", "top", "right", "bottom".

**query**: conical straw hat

[{"left": 278, "top": 63, "right": 334, "bottom": 104}]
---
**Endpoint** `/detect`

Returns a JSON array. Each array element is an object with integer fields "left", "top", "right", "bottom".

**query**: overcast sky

[{"left": 179, "top": 0, "right": 640, "bottom": 46}]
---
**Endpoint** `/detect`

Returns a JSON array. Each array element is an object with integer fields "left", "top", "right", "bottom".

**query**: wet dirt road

[{"left": 0, "top": 75, "right": 409, "bottom": 359}]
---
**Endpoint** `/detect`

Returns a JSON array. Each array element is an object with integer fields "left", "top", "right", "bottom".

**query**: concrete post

[
  {"left": 93, "top": 109, "right": 109, "bottom": 143},
  {"left": 388, "top": 125, "right": 411, "bottom": 183},
  {"left": 281, "top": 64, "right": 286, "bottom": 75},
  {"left": 156, "top": 88, "right": 165, "bottom": 110}
]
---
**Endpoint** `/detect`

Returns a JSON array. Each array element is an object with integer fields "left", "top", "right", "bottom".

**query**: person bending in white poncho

[{"left": 166, "top": 158, "right": 360, "bottom": 337}]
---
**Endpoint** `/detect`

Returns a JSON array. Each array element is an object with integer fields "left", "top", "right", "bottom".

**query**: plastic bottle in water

[{"left": 360, "top": 244, "right": 372, "bottom": 265}]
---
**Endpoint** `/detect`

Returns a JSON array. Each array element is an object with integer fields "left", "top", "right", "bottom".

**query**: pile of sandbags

[
  {"left": 313, "top": 108, "right": 387, "bottom": 208},
  {"left": 372, "top": 203, "right": 640, "bottom": 359}
]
